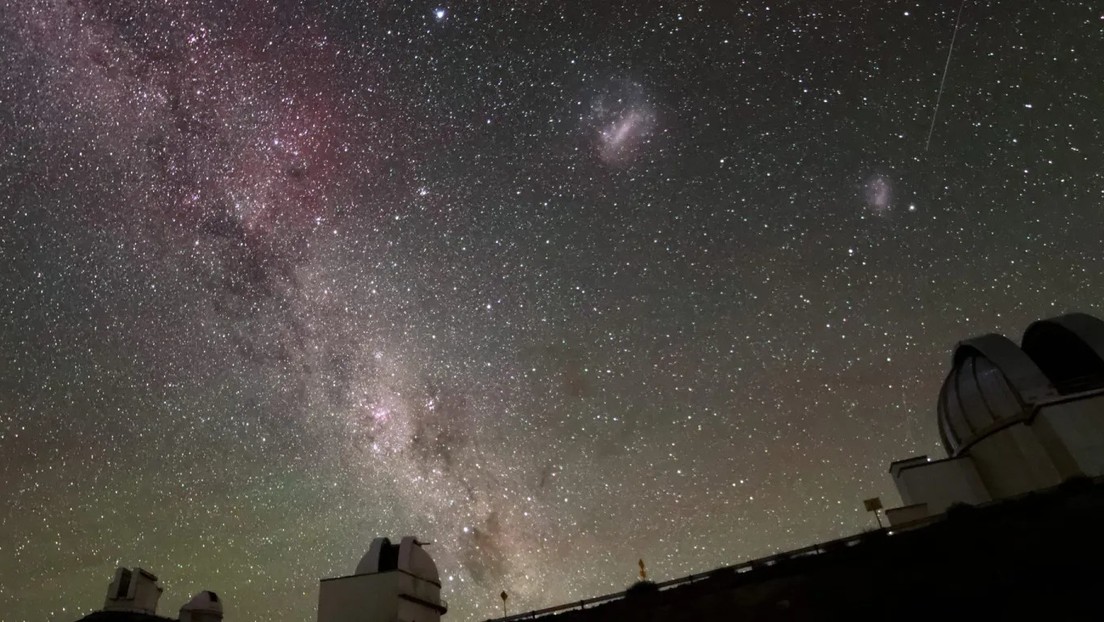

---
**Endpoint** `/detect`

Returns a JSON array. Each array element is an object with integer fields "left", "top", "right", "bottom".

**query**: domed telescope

[
  {"left": 179, "top": 591, "right": 223, "bottom": 622},
  {"left": 886, "top": 312, "right": 1104, "bottom": 527},
  {"left": 318, "top": 536, "right": 447, "bottom": 622}
]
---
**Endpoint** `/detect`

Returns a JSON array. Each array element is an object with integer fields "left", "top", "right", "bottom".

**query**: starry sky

[{"left": 2, "top": 1, "right": 1102, "bottom": 620}]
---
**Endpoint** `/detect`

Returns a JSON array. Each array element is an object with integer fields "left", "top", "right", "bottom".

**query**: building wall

[
  {"left": 967, "top": 423, "right": 1063, "bottom": 498},
  {"left": 885, "top": 503, "right": 929, "bottom": 527},
  {"left": 318, "top": 572, "right": 443, "bottom": 622},
  {"left": 318, "top": 574, "right": 399, "bottom": 622},
  {"left": 394, "top": 573, "right": 444, "bottom": 615},
  {"left": 889, "top": 393, "right": 1104, "bottom": 519},
  {"left": 1034, "top": 396, "right": 1104, "bottom": 477},
  {"left": 893, "top": 457, "right": 990, "bottom": 514},
  {"left": 398, "top": 599, "right": 438, "bottom": 622}
]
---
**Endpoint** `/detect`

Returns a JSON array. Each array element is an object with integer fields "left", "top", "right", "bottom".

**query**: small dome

[
  {"left": 180, "top": 591, "right": 222, "bottom": 615},
  {"left": 937, "top": 333, "right": 1056, "bottom": 455}
]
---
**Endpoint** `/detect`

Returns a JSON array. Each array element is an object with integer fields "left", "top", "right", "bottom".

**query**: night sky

[{"left": 2, "top": 1, "right": 1102, "bottom": 620}]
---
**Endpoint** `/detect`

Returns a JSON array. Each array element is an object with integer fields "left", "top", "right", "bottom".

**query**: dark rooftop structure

[
  {"left": 488, "top": 476, "right": 1104, "bottom": 621},
  {"left": 71, "top": 313, "right": 1104, "bottom": 622},
  {"left": 490, "top": 313, "right": 1104, "bottom": 622}
]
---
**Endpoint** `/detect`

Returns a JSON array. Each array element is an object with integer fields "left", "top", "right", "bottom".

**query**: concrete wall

[
  {"left": 885, "top": 503, "right": 929, "bottom": 527},
  {"left": 318, "top": 572, "right": 444, "bottom": 622},
  {"left": 892, "top": 457, "right": 990, "bottom": 514},
  {"left": 395, "top": 573, "right": 445, "bottom": 616},
  {"left": 968, "top": 423, "right": 1063, "bottom": 498},
  {"left": 318, "top": 574, "right": 399, "bottom": 622},
  {"left": 399, "top": 598, "right": 439, "bottom": 622},
  {"left": 1034, "top": 396, "right": 1104, "bottom": 478},
  {"left": 889, "top": 393, "right": 1103, "bottom": 517}
]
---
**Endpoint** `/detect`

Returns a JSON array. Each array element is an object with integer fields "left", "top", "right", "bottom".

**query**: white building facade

[
  {"left": 887, "top": 313, "right": 1104, "bottom": 526},
  {"left": 317, "top": 536, "right": 448, "bottom": 622}
]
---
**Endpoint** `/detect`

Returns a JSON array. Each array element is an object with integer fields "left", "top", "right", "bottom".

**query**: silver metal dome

[
  {"left": 1021, "top": 313, "right": 1104, "bottom": 394},
  {"left": 937, "top": 333, "right": 1057, "bottom": 455}
]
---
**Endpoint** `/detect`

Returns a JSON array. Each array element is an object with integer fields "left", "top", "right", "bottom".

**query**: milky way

[{"left": 2, "top": 2, "right": 1103, "bottom": 621}]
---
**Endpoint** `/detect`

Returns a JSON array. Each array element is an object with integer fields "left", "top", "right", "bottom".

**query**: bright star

[{"left": 434, "top": 8, "right": 446, "bottom": 20}]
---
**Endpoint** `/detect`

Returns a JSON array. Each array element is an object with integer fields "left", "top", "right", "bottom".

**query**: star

[{"left": 2, "top": 2, "right": 1097, "bottom": 621}]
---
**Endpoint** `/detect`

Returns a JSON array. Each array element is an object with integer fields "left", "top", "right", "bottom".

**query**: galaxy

[
  {"left": 863, "top": 175, "right": 893, "bottom": 213},
  {"left": 1, "top": 2, "right": 1102, "bottom": 621},
  {"left": 589, "top": 80, "right": 656, "bottom": 165}
]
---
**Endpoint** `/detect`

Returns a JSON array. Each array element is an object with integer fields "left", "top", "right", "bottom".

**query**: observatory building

[
  {"left": 316, "top": 536, "right": 448, "bottom": 622},
  {"left": 73, "top": 537, "right": 445, "bottom": 622},
  {"left": 75, "top": 567, "right": 222, "bottom": 622},
  {"left": 103, "top": 567, "right": 162, "bottom": 616},
  {"left": 178, "top": 591, "right": 223, "bottom": 622},
  {"left": 484, "top": 312, "right": 1104, "bottom": 621},
  {"left": 70, "top": 313, "right": 1104, "bottom": 622},
  {"left": 884, "top": 312, "right": 1104, "bottom": 526}
]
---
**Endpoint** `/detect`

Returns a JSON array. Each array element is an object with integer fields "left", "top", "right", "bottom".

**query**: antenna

[
  {"left": 500, "top": 591, "right": 508, "bottom": 618},
  {"left": 638, "top": 559, "right": 648, "bottom": 582}
]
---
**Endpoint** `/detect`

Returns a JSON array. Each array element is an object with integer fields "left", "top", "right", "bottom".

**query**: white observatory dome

[
  {"left": 319, "top": 535, "right": 446, "bottom": 622},
  {"left": 937, "top": 333, "right": 1056, "bottom": 456},
  {"left": 937, "top": 313, "right": 1104, "bottom": 456},
  {"left": 356, "top": 536, "right": 441, "bottom": 586},
  {"left": 179, "top": 590, "right": 223, "bottom": 622}
]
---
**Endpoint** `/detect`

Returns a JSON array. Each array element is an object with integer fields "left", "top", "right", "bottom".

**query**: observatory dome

[
  {"left": 937, "top": 333, "right": 1056, "bottom": 456},
  {"left": 355, "top": 536, "right": 441, "bottom": 586},
  {"left": 179, "top": 591, "right": 222, "bottom": 622},
  {"left": 1021, "top": 313, "right": 1104, "bottom": 395},
  {"left": 937, "top": 313, "right": 1104, "bottom": 456}
]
